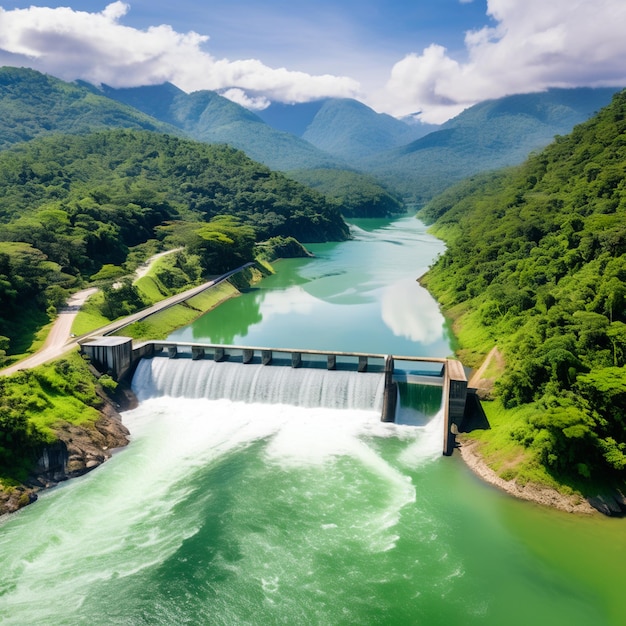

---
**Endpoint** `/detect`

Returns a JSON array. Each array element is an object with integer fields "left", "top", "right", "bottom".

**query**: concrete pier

[
  {"left": 381, "top": 355, "right": 397, "bottom": 423},
  {"left": 443, "top": 359, "right": 468, "bottom": 456}
]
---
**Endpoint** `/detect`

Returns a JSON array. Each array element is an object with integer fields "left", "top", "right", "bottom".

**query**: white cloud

[
  {"left": 0, "top": 0, "right": 625, "bottom": 124},
  {"left": 381, "top": 279, "right": 443, "bottom": 345},
  {"left": 0, "top": 2, "right": 359, "bottom": 102},
  {"left": 220, "top": 88, "right": 270, "bottom": 111},
  {"left": 375, "top": 0, "right": 626, "bottom": 123}
]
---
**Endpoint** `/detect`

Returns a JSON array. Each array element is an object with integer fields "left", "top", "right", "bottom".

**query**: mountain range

[
  {"left": 97, "top": 82, "right": 344, "bottom": 172},
  {"left": 257, "top": 97, "right": 434, "bottom": 161},
  {"left": 0, "top": 66, "right": 622, "bottom": 205},
  {"left": 365, "top": 87, "right": 622, "bottom": 202}
]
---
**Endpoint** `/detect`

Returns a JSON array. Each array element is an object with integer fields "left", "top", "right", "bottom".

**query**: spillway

[{"left": 132, "top": 357, "right": 386, "bottom": 411}]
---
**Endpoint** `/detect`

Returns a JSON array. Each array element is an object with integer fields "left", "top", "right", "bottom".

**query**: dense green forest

[
  {"left": 0, "top": 129, "right": 349, "bottom": 357},
  {"left": 288, "top": 168, "right": 406, "bottom": 217},
  {"left": 421, "top": 90, "right": 626, "bottom": 485}
]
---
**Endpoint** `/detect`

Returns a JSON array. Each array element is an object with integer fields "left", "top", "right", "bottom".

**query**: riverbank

[
  {"left": 457, "top": 437, "right": 597, "bottom": 514},
  {"left": 458, "top": 348, "right": 626, "bottom": 516}
]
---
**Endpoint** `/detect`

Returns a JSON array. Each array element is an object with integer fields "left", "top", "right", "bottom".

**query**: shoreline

[
  {"left": 456, "top": 437, "right": 598, "bottom": 515},
  {"left": 459, "top": 348, "right": 626, "bottom": 516}
]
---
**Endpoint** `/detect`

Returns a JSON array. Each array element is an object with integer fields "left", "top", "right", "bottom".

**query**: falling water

[{"left": 132, "top": 356, "right": 386, "bottom": 411}]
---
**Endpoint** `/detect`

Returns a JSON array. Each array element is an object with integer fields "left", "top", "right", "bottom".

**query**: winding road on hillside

[
  {"left": 0, "top": 287, "right": 99, "bottom": 375},
  {"left": 0, "top": 256, "right": 253, "bottom": 377}
]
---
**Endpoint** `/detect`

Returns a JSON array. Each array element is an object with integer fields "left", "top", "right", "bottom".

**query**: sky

[{"left": 0, "top": 0, "right": 625, "bottom": 124}]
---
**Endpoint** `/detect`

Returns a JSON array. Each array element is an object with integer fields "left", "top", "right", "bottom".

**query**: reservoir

[{"left": 1, "top": 215, "right": 625, "bottom": 625}]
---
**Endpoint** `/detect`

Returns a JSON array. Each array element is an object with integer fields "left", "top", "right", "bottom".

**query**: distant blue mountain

[
  {"left": 301, "top": 98, "right": 431, "bottom": 161},
  {"left": 363, "top": 87, "right": 623, "bottom": 202},
  {"left": 259, "top": 97, "right": 436, "bottom": 162},
  {"left": 256, "top": 100, "right": 328, "bottom": 136},
  {"left": 99, "top": 83, "right": 345, "bottom": 171}
]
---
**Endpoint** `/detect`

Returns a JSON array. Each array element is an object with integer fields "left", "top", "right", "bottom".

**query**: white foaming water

[
  {"left": 0, "top": 362, "right": 445, "bottom": 624},
  {"left": 398, "top": 407, "right": 446, "bottom": 467},
  {"left": 133, "top": 357, "right": 386, "bottom": 411}
]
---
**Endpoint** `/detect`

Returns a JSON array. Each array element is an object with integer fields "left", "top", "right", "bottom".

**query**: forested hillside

[
  {"left": 421, "top": 90, "right": 626, "bottom": 485},
  {"left": 0, "top": 67, "right": 178, "bottom": 148},
  {"left": 287, "top": 168, "right": 406, "bottom": 217},
  {"left": 0, "top": 129, "right": 349, "bottom": 357},
  {"left": 0, "top": 68, "right": 403, "bottom": 218}
]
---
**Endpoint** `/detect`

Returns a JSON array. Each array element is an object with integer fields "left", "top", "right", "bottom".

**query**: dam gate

[{"left": 81, "top": 337, "right": 467, "bottom": 456}]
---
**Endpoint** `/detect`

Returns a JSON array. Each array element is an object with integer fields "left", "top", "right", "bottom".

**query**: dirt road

[
  {"left": 0, "top": 287, "right": 97, "bottom": 375},
  {"left": 0, "top": 262, "right": 253, "bottom": 376}
]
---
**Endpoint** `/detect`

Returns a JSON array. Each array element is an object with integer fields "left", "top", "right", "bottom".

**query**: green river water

[{"left": 1, "top": 216, "right": 625, "bottom": 625}]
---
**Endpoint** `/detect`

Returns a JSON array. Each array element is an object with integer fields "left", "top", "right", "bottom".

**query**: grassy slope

[
  {"left": 114, "top": 282, "right": 239, "bottom": 341},
  {"left": 0, "top": 351, "right": 103, "bottom": 486}
]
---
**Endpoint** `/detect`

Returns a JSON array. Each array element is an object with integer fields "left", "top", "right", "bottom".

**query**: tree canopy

[
  {"left": 288, "top": 168, "right": 406, "bottom": 217},
  {"left": 421, "top": 89, "right": 626, "bottom": 482}
]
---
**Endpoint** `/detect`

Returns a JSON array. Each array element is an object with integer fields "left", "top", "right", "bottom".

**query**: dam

[{"left": 81, "top": 336, "right": 468, "bottom": 455}]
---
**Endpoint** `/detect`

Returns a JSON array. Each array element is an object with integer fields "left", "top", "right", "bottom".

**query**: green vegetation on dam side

[{"left": 420, "top": 89, "right": 626, "bottom": 510}]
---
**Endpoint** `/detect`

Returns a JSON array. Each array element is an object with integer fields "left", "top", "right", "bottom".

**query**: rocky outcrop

[
  {"left": 0, "top": 384, "right": 135, "bottom": 517},
  {"left": 32, "top": 409, "right": 130, "bottom": 488},
  {"left": 587, "top": 491, "right": 626, "bottom": 517},
  {"left": 0, "top": 486, "right": 38, "bottom": 515}
]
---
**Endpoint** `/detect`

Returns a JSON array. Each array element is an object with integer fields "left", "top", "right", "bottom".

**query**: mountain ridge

[
  {"left": 99, "top": 83, "right": 346, "bottom": 171},
  {"left": 0, "top": 66, "right": 182, "bottom": 149},
  {"left": 364, "top": 86, "right": 622, "bottom": 202}
]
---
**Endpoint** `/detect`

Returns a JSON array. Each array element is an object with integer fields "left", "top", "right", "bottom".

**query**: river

[{"left": 1, "top": 215, "right": 625, "bottom": 625}]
